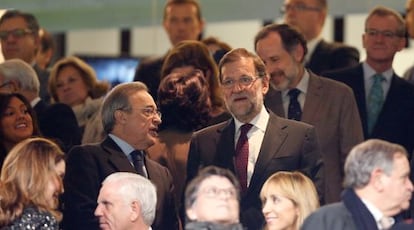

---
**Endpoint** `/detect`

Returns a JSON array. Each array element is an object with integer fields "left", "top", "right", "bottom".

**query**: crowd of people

[{"left": 1, "top": 0, "right": 414, "bottom": 229}]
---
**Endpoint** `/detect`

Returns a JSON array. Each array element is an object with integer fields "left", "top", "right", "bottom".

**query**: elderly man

[
  {"left": 0, "top": 10, "right": 50, "bottom": 101},
  {"left": 302, "top": 139, "right": 413, "bottom": 229},
  {"left": 0, "top": 59, "right": 80, "bottom": 152},
  {"left": 133, "top": 0, "right": 205, "bottom": 100},
  {"left": 255, "top": 23, "right": 363, "bottom": 203},
  {"left": 186, "top": 48, "right": 323, "bottom": 230},
  {"left": 282, "top": 0, "right": 359, "bottom": 75},
  {"left": 95, "top": 172, "right": 157, "bottom": 230},
  {"left": 324, "top": 6, "right": 414, "bottom": 157},
  {"left": 63, "top": 82, "right": 179, "bottom": 230}
]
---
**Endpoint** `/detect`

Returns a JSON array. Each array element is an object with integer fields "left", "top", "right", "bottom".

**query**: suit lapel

[
  {"left": 264, "top": 87, "right": 285, "bottom": 117},
  {"left": 214, "top": 120, "right": 237, "bottom": 172},
  {"left": 249, "top": 114, "right": 287, "bottom": 190},
  {"left": 302, "top": 73, "right": 323, "bottom": 123},
  {"left": 101, "top": 137, "right": 136, "bottom": 173},
  {"left": 372, "top": 74, "right": 400, "bottom": 135}
]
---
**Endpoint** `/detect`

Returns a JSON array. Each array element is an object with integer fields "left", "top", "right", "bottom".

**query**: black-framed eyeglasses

[
  {"left": 221, "top": 75, "right": 261, "bottom": 89},
  {"left": 0, "top": 29, "right": 33, "bottom": 41},
  {"left": 280, "top": 4, "right": 322, "bottom": 14},
  {"left": 365, "top": 29, "right": 403, "bottom": 39}
]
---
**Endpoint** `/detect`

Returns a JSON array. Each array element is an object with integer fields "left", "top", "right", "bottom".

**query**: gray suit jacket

[
  {"left": 301, "top": 202, "right": 357, "bottom": 230},
  {"left": 187, "top": 112, "right": 324, "bottom": 230},
  {"left": 265, "top": 72, "right": 364, "bottom": 203}
]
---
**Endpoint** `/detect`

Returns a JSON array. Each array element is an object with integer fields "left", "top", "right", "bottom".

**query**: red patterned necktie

[{"left": 235, "top": 123, "right": 253, "bottom": 192}]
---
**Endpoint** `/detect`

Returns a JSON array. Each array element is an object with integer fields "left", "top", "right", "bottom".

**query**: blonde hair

[
  {"left": 260, "top": 171, "right": 319, "bottom": 229},
  {"left": 0, "top": 137, "right": 65, "bottom": 226},
  {"left": 48, "top": 56, "right": 110, "bottom": 103}
]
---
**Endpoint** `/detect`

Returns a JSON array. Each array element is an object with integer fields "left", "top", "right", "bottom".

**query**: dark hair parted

[
  {"left": 218, "top": 48, "right": 267, "bottom": 82},
  {"left": 254, "top": 23, "right": 308, "bottom": 62},
  {"left": 161, "top": 40, "right": 224, "bottom": 109},
  {"left": 158, "top": 69, "right": 211, "bottom": 132}
]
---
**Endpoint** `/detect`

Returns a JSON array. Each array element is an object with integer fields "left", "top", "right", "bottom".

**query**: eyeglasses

[
  {"left": 221, "top": 75, "right": 261, "bottom": 89},
  {"left": 280, "top": 4, "right": 322, "bottom": 14},
  {"left": 0, "top": 29, "right": 33, "bottom": 41},
  {"left": 140, "top": 107, "right": 162, "bottom": 119},
  {"left": 200, "top": 186, "right": 237, "bottom": 199},
  {"left": 365, "top": 29, "right": 403, "bottom": 39}
]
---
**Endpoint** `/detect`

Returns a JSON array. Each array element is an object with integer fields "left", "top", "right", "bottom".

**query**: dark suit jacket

[
  {"left": 265, "top": 72, "right": 364, "bottom": 203},
  {"left": 187, "top": 112, "right": 324, "bottom": 230},
  {"left": 301, "top": 202, "right": 358, "bottom": 230},
  {"left": 306, "top": 40, "right": 360, "bottom": 75},
  {"left": 34, "top": 100, "right": 81, "bottom": 152},
  {"left": 324, "top": 64, "right": 414, "bottom": 156},
  {"left": 33, "top": 64, "right": 51, "bottom": 102},
  {"left": 63, "top": 137, "right": 178, "bottom": 230},
  {"left": 133, "top": 56, "right": 165, "bottom": 101}
]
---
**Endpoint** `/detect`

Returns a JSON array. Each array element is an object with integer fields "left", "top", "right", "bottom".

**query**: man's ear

[
  {"left": 114, "top": 110, "right": 127, "bottom": 124},
  {"left": 371, "top": 168, "right": 386, "bottom": 191},
  {"left": 130, "top": 201, "right": 141, "bottom": 222}
]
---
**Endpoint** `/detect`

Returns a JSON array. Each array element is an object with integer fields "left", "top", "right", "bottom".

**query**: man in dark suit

[
  {"left": 0, "top": 10, "right": 50, "bottom": 102},
  {"left": 0, "top": 59, "right": 81, "bottom": 152},
  {"left": 254, "top": 23, "right": 364, "bottom": 204},
  {"left": 133, "top": 0, "right": 204, "bottom": 100},
  {"left": 63, "top": 82, "right": 179, "bottom": 230},
  {"left": 281, "top": 0, "right": 359, "bottom": 75},
  {"left": 324, "top": 6, "right": 414, "bottom": 157},
  {"left": 186, "top": 48, "right": 324, "bottom": 230},
  {"left": 302, "top": 139, "right": 413, "bottom": 230}
]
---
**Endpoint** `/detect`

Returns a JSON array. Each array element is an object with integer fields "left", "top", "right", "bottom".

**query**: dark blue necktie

[
  {"left": 130, "top": 150, "right": 146, "bottom": 177},
  {"left": 288, "top": 88, "right": 302, "bottom": 121}
]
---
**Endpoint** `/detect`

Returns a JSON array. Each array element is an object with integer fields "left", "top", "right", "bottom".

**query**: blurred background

[{"left": 1, "top": 0, "right": 412, "bottom": 83}]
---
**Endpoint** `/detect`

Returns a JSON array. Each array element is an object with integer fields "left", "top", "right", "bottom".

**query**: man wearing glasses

[
  {"left": 324, "top": 6, "right": 414, "bottom": 160},
  {"left": 255, "top": 23, "right": 363, "bottom": 204},
  {"left": 281, "top": 0, "right": 360, "bottom": 75},
  {"left": 186, "top": 48, "right": 324, "bottom": 230},
  {"left": 0, "top": 10, "right": 50, "bottom": 102},
  {"left": 63, "top": 82, "right": 179, "bottom": 230}
]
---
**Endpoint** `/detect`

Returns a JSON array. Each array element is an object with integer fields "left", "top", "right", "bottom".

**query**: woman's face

[
  {"left": 262, "top": 188, "right": 299, "bottom": 230},
  {"left": 1, "top": 96, "right": 33, "bottom": 147},
  {"left": 55, "top": 65, "right": 89, "bottom": 106},
  {"left": 45, "top": 160, "right": 65, "bottom": 209}
]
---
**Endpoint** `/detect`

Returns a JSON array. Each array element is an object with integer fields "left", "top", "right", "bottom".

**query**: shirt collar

[
  {"left": 360, "top": 198, "right": 395, "bottom": 226},
  {"left": 234, "top": 105, "right": 269, "bottom": 133},
  {"left": 108, "top": 133, "right": 135, "bottom": 156},
  {"left": 30, "top": 97, "right": 41, "bottom": 107},
  {"left": 281, "top": 69, "right": 310, "bottom": 98},
  {"left": 362, "top": 62, "right": 393, "bottom": 82}
]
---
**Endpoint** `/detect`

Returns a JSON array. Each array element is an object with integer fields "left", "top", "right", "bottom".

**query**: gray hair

[
  {"left": 103, "top": 172, "right": 157, "bottom": 226},
  {"left": 0, "top": 59, "right": 40, "bottom": 94},
  {"left": 343, "top": 139, "right": 407, "bottom": 189},
  {"left": 101, "top": 82, "right": 148, "bottom": 133}
]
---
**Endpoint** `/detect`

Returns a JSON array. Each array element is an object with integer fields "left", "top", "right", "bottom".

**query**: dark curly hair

[{"left": 157, "top": 69, "right": 211, "bottom": 132}]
